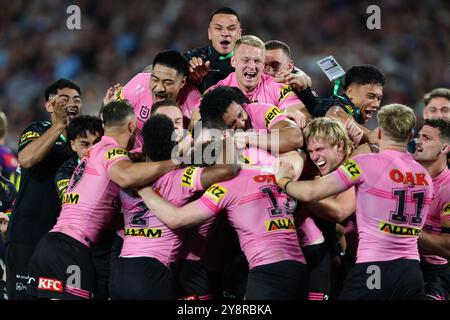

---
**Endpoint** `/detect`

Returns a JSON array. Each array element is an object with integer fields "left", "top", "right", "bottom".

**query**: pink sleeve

[
  {"left": 246, "top": 103, "right": 289, "bottom": 131},
  {"left": 274, "top": 82, "right": 303, "bottom": 110},
  {"left": 180, "top": 166, "right": 205, "bottom": 193},
  {"left": 198, "top": 182, "right": 239, "bottom": 215},
  {"left": 102, "top": 146, "right": 131, "bottom": 172},
  {"left": 119, "top": 73, "right": 149, "bottom": 107},
  {"left": 180, "top": 85, "right": 202, "bottom": 119},
  {"left": 331, "top": 157, "right": 364, "bottom": 189}
]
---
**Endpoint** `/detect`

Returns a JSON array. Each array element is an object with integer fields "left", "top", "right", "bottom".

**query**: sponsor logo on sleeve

[
  {"left": 265, "top": 218, "right": 296, "bottom": 232},
  {"left": 105, "top": 148, "right": 129, "bottom": 160},
  {"left": 264, "top": 106, "right": 284, "bottom": 128},
  {"left": 38, "top": 277, "right": 63, "bottom": 293},
  {"left": 181, "top": 166, "right": 198, "bottom": 188},
  {"left": 20, "top": 131, "right": 40, "bottom": 144},
  {"left": 205, "top": 184, "right": 227, "bottom": 203},
  {"left": 279, "top": 84, "right": 294, "bottom": 101},
  {"left": 341, "top": 159, "right": 362, "bottom": 180},
  {"left": 57, "top": 179, "right": 70, "bottom": 192},
  {"left": 378, "top": 221, "right": 421, "bottom": 237},
  {"left": 125, "top": 228, "right": 162, "bottom": 238}
]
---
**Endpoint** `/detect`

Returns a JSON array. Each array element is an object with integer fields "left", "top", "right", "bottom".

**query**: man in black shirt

[
  {"left": 0, "top": 175, "right": 17, "bottom": 300},
  {"left": 183, "top": 7, "right": 242, "bottom": 92},
  {"left": 5, "top": 79, "right": 82, "bottom": 299}
]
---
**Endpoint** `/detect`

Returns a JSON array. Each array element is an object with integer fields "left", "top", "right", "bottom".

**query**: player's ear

[
  {"left": 231, "top": 54, "right": 237, "bottom": 68},
  {"left": 408, "top": 130, "right": 414, "bottom": 142},
  {"left": 288, "top": 59, "right": 295, "bottom": 73},
  {"left": 180, "top": 75, "right": 187, "bottom": 89},
  {"left": 442, "top": 143, "right": 450, "bottom": 155}
]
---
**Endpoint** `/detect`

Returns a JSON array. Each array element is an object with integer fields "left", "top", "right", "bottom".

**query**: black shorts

[
  {"left": 27, "top": 232, "right": 95, "bottom": 300},
  {"left": 339, "top": 259, "right": 424, "bottom": 300},
  {"left": 109, "top": 256, "right": 176, "bottom": 300},
  {"left": 175, "top": 259, "right": 213, "bottom": 300},
  {"left": 302, "top": 242, "right": 331, "bottom": 300},
  {"left": 90, "top": 230, "right": 116, "bottom": 300},
  {"left": 245, "top": 260, "right": 308, "bottom": 300},
  {"left": 421, "top": 262, "right": 450, "bottom": 300},
  {"left": 5, "top": 242, "right": 36, "bottom": 300}
]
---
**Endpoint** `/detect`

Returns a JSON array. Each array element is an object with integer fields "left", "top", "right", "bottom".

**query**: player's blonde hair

[
  {"left": 377, "top": 103, "right": 416, "bottom": 142},
  {"left": 234, "top": 35, "right": 265, "bottom": 52},
  {"left": 303, "top": 117, "right": 353, "bottom": 158}
]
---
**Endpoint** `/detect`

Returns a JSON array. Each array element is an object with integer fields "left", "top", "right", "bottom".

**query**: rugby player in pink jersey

[
  {"left": 414, "top": 119, "right": 450, "bottom": 300},
  {"left": 138, "top": 165, "right": 308, "bottom": 300},
  {"left": 276, "top": 104, "right": 435, "bottom": 299},
  {"left": 292, "top": 118, "right": 359, "bottom": 300},
  {"left": 109, "top": 114, "right": 239, "bottom": 300},
  {"left": 189, "top": 35, "right": 311, "bottom": 128},
  {"left": 27, "top": 101, "right": 180, "bottom": 299},
  {"left": 198, "top": 86, "right": 304, "bottom": 155},
  {"left": 103, "top": 51, "right": 201, "bottom": 148}
]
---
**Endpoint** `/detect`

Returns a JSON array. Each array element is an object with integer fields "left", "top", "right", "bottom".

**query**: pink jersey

[
  {"left": 421, "top": 168, "right": 450, "bottom": 265},
  {"left": 120, "top": 73, "right": 201, "bottom": 148},
  {"left": 242, "top": 147, "right": 276, "bottom": 167},
  {"left": 182, "top": 149, "right": 276, "bottom": 262},
  {"left": 120, "top": 166, "right": 204, "bottom": 267},
  {"left": 296, "top": 211, "right": 324, "bottom": 247},
  {"left": 244, "top": 102, "right": 290, "bottom": 131},
  {"left": 208, "top": 73, "right": 302, "bottom": 110},
  {"left": 331, "top": 150, "right": 434, "bottom": 263},
  {"left": 52, "top": 136, "right": 129, "bottom": 247},
  {"left": 195, "top": 168, "right": 305, "bottom": 270}
]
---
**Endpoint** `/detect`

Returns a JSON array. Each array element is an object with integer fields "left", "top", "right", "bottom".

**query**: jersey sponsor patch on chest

[
  {"left": 62, "top": 192, "right": 80, "bottom": 205},
  {"left": 105, "top": 148, "right": 129, "bottom": 160},
  {"left": 265, "top": 218, "right": 296, "bottom": 232},
  {"left": 378, "top": 221, "right": 421, "bottom": 237},
  {"left": 205, "top": 184, "right": 227, "bottom": 203},
  {"left": 125, "top": 227, "right": 163, "bottom": 238},
  {"left": 341, "top": 159, "right": 362, "bottom": 180},
  {"left": 264, "top": 106, "right": 283, "bottom": 128}
]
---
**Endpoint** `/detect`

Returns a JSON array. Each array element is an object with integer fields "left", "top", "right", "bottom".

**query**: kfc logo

[{"left": 38, "top": 277, "right": 63, "bottom": 292}]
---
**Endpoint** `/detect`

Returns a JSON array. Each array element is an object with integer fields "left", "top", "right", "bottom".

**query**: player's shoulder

[
  {"left": 182, "top": 45, "right": 209, "bottom": 61},
  {"left": 122, "top": 73, "right": 150, "bottom": 96},
  {"left": 22, "top": 120, "right": 51, "bottom": 133}
]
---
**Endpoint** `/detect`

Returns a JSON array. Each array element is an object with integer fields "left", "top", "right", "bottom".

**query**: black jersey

[
  {"left": 183, "top": 45, "right": 234, "bottom": 93},
  {"left": 55, "top": 156, "right": 78, "bottom": 199},
  {"left": 7, "top": 121, "right": 69, "bottom": 245}
]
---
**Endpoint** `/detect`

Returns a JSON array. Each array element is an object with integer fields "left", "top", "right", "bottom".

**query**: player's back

[
  {"left": 202, "top": 168, "right": 305, "bottom": 269},
  {"left": 120, "top": 166, "right": 204, "bottom": 267},
  {"left": 349, "top": 150, "right": 434, "bottom": 263},
  {"left": 51, "top": 136, "right": 128, "bottom": 247}
]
